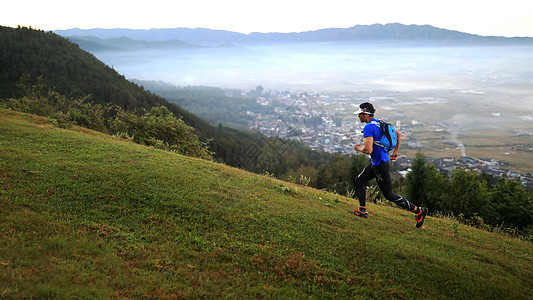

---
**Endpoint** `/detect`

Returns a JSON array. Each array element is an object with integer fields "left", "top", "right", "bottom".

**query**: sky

[{"left": 3, "top": 0, "right": 533, "bottom": 37}]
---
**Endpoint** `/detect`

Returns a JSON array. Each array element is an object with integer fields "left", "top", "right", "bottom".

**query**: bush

[
  {"left": 110, "top": 106, "right": 212, "bottom": 160},
  {"left": 7, "top": 75, "right": 108, "bottom": 131},
  {"left": 6, "top": 76, "right": 212, "bottom": 160}
]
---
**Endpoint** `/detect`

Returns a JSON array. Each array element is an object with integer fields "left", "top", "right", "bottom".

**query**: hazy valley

[{"left": 67, "top": 35, "right": 533, "bottom": 175}]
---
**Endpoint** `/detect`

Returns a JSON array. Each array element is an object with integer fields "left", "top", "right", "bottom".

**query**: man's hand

[
  {"left": 390, "top": 150, "right": 399, "bottom": 160},
  {"left": 354, "top": 144, "right": 363, "bottom": 152}
]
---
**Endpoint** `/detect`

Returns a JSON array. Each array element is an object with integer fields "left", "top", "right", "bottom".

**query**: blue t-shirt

[{"left": 363, "top": 118, "right": 390, "bottom": 165}]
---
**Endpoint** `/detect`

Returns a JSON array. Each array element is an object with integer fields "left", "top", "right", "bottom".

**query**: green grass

[{"left": 1, "top": 108, "right": 532, "bottom": 299}]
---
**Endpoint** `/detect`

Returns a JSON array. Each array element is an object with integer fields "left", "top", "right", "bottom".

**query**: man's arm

[
  {"left": 354, "top": 136, "right": 373, "bottom": 154},
  {"left": 390, "top": 129, "right": 402, "bottom": 160}
]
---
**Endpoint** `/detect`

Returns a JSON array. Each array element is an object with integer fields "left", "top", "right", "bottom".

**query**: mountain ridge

[
  {"left": 55, "top": 23, "right": 533, "bottom": 46},
  {"left": 67, "top": 35, "right": 202, "bottom": 51}
]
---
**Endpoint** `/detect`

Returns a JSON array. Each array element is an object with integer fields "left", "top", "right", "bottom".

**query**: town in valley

[{"left": 245, "top": 88, "right": 533, "bottom": 188}]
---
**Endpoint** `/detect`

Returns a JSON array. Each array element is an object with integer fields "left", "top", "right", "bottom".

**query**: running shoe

[
  {"left": 348, "top": 209, "right": 368, "bottom": 218},
  {"left": 415, "top": 207, "right": 428, "bottom": 228}
]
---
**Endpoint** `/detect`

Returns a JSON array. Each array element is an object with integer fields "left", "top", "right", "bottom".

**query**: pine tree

[
  {"left": 424, "top": 164, "right": 450, "bottom": 213},
  {"left": 448, "top": 169, "right": 489, "bottom": 219},
  {"left": 488, "top": 178, "right": 532, "bottom": 229},
  {"left": 405, "top": 151, "right": 428, "bottom": 206}
]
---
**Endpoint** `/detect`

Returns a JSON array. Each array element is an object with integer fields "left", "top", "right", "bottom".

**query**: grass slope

[{"left": 1, "top": 108, "right": 532, "bottom": 299}]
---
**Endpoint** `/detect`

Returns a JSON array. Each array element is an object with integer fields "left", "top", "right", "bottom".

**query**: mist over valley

[
  {"left": 64, "top": 27, "right": 533, "bottom": 174},
  {"left": 91, "top": 41, "right": 533, "bottom": 92}
]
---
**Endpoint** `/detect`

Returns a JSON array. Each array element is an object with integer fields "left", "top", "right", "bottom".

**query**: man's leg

[
  {"left": 374, "top": 161, "right": 417, "bottom": 212},
  {"left": 374, "top": 161, "right": 428, "bottom": 227},
  {"left": 350, "top": 163, "right": 375, "bottom": 216}
]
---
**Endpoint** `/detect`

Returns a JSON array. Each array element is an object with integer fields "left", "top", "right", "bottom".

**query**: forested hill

[
  {"left": 0, "top": 26, "right": 335, "bottom": 177},
  {"left": 0, "top": 26, "right": 216, "bottom": 143},
  {"left": 0, "top": 26, "right": 172, "bottom": 110}
]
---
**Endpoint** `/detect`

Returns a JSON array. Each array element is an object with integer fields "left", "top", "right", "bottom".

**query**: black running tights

[{"left": 354, "top": 161, "right": 416, "bottom": 212}]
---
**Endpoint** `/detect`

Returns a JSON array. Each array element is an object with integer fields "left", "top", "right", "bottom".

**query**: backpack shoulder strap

[
  {"left": 369, "top": 119, "right": 385, "bottom": 133},
  {"left": 369, "top": 120, "right": 380, "bottom": 126}
]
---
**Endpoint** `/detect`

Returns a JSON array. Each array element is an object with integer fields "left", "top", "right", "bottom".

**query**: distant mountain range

[
  {"left": 56, "top": 23, "right": 533, "bottom": 48},
  {"left": 66, "top": 36, "right": 204, "bottom": 51}
]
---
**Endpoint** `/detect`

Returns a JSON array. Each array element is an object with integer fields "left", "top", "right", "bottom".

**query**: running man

[{"left": 349, "top": 102, "right": 427, "bottom": 228}]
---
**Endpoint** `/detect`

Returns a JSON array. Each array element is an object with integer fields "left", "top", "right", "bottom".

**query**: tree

[
  {"left": 424, "top": 164, "right": 450, "bottom": 213},
  {"left": 249, "top": 85, "right": 264, "bottom": 97},
  {"left": 405, "top": 151, "right": 428, "bottom": 206},
  {"left": 447, "top": 169, "right": 489, "bottom": 219},
  {"left": 487, "top": 178, "right": 532, "bottom": 229}
]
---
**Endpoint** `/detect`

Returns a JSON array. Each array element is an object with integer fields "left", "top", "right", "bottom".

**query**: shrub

[
  {"left": 110, "top": 106, "right": 212, "bottom": 160},
  {"left": 7, "top": 76, "right": 212, "bottom": 160}
]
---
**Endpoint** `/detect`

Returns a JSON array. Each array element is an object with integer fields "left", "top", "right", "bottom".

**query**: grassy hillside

[{"left": 1, "top": 108, "right": 532, "bottom": 299}]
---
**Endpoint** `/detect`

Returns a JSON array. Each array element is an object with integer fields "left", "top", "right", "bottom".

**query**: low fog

[
  {"left": 93, "top": 41, "right": 533, "bottom": 129},
  {"left": 93, "top": 42, "right": 533, "bottom": 92}
]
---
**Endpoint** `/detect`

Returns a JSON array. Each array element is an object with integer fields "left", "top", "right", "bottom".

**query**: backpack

[{"left": 370, "top": 119, "right": 397, "bottom": 152}]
